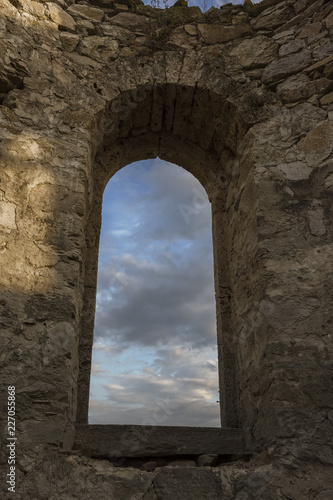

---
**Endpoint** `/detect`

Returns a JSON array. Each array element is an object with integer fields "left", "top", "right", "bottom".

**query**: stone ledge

[{"left": 74, "top": 424, "right": 247, "bottom": 458}]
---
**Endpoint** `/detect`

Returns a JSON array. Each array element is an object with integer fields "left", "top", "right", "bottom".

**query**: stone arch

[{"left": 76, "top": 77, "right": 261, "bottom": 430}]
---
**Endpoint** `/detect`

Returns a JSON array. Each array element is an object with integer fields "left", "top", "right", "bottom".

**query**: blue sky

[
  {"left": 88, "top": 159, "right": 221, "bottom": 426},
  {"left": 145, "top": 0, "right": 262, "bottom": 9}
]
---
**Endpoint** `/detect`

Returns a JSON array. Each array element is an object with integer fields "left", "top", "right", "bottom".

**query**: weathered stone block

[
  {"left": 298, "top": 121, "right": 333, "bottom": 154},
  {"left": 297, "top": 21, "right": 322, "bottom": 39},
  {"left": 230, "top": 35, "right": 278, "bottom": 68},
  {"left": 197, "top": 23, "right": 252, "bottom": 44},
  {"left": 184, "top": 24, "right": 197, "bottom": 36},
  {"left": 252, "top": 4, "right": 293, "bottom": 30},
  {"left": 77, "top": 36, "right": 119, "bottom": 62},
  {"left": 109, "top": 12, "right": 148, "bottom": 28},
  {"left": 279, "top": 38, "right": 305, "bottom": 56},
  {"left": 153, "top": 468, "right": 222, "bottom": 500},
  {"left": 59, "top": 32, "right": 79, "bottom": 52},
  {"left": 294, "top": 0, "right": 316, "bottom": 15},
  {"left": 308, "top": 201, "right": 327, "bottom": 236},
  {"left": 312, "top": 40, "right": 333, "bottom": 62},
  {"left": 46, "top": 2, "right": 76, "bottom": 31},
  {"left": 114, "top": 3, "right": 128, "bottom": 12},
  {"left": 261, "top": 49, "right": 312, "bottom": 84},
  {"left": 67, "top": 4, "right": 105, "bottom": 22},
  {"left": 325, "top": 10, "right": 333, "bottom": 30},
  {"left": 277, "top": 75, "right": 333, "bottom": 104},
  {"left": 320, "top": 91, "right": 333, "bottom": 106},
  {"left": 0, "top": 200, "right": 16, "bottom": 234},
  {"left": 24, "top": 0, "right": 47, "bottom": 18},
  {"left": 74, "top": 425, "right": 246, "bottom": 458}
]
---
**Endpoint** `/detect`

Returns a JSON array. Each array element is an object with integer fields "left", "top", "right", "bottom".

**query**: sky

[
  {"left": 188, "top": 0, "right": 262, "bottom": 8},
  {"left": 145, "top": 0, "right": 262, "bottom": 9},
  {"left": 88, "top": 159, "right": 221, "bottom": 427}
]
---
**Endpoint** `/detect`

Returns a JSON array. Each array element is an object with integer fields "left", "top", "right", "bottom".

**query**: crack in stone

[
  {"left": 138, "top": 475, "right": 158, "bottom": 500},
  {"left": 152, "top": 476, "right": 159, "bottom": 500}
]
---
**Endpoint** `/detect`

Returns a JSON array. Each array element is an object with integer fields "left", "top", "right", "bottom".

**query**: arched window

[
  {"left": 75, "top": 82, "right": 247, "bottom": 454},
  {"left": 88, "top": 158, "right": 220, "bottom": 427}
]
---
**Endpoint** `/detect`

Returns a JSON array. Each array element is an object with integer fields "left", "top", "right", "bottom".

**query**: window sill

[{"left": 74, "top": 424, "right": 246, "bottom": 458}]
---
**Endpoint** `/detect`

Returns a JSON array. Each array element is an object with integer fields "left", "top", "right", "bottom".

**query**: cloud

[
  {"left": 94, "top": 251, "right": 216, "bottom": 348},
  {"left": 89, "top": 342, "right": 220, "bottom": 426},
  {"left": 91, "top": 363, "right": 112, "bottom": 375},
  {"left": 89, "top": 360, "right": 220, "bottom": 427},
  {"left": 92, "top": 340, "right": 114, "bottom": 353},
  {"left": 89, "top": 398, "right": 220, "bottom": 427}
]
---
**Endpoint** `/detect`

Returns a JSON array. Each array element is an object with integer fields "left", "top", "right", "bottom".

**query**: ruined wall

[{"left": 0, "top": 0, "right": 333, "bottom": 498}]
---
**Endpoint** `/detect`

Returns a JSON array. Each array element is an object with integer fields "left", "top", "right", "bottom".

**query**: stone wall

[{"left": 0, "top": 0, "right": 333, "bottom": 498}]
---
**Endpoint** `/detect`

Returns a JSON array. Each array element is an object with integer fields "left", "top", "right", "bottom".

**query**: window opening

[{"left": 88, "top": 158, "right": 219, "bottom": 427}]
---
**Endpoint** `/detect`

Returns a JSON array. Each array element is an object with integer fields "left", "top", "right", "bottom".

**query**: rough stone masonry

[{"left": 0, "top": 0, "right": 332, "bottom": 498}]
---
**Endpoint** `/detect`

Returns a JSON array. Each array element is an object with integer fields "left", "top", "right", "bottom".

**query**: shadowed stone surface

[
  {"left": 74, "top": 425, "right": 246, "bottom": 457},
  {"left": 152, "top": 468, "right": 223, "bottom": 500}
]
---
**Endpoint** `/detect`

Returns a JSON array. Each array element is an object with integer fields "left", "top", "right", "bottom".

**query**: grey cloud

[
  {"left": 95, "top": 266, "right": 216, "bottom": 346},
  {"left": 94, "top": 250, "right": 216, "bottom": 348}
]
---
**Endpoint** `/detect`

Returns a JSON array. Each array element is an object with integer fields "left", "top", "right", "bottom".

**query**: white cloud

[
  {"left": 89, "top": 343, "right": 220, "bottom": 425},
  {"left": 92, "top": 339, "right": 114, "bottom": 353}
]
